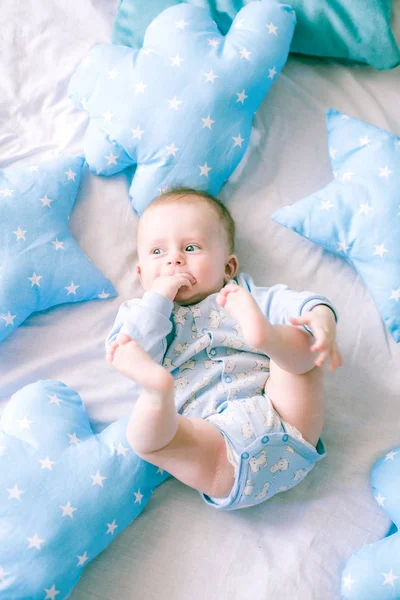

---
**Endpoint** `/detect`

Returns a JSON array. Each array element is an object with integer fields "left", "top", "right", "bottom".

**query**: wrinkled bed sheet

[{"left": 1, "top": 2, "right": 400, "bottom": 598}]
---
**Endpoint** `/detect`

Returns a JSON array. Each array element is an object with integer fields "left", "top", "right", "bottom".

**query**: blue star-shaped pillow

[
  {"left": 342, "top": 446, "right": 400, "bottom": 599},
  {"left": 0, "top": 156, "right": 116, "bottom": 343},
  {"left": 68, "top": 1, "right": 296, "bottom": 214},
  {"left": 0, "top": 380, "right": 170, "bottom": 599},
  {"left": 271, "top": 109, "right": 400, "bottom": 343}
]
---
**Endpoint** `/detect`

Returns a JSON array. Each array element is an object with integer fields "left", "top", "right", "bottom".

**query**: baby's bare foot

[
  {"left": 108, "top": 336, "right": 173, "bottom": 394},
  {"left": 106, "top": 333, "right": 133, "bottom": 365},
  {"left": 216, "top": 284, "right": 275, "bottom": 351}
]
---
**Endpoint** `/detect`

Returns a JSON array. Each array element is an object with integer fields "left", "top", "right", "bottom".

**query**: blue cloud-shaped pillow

[
  {"left": 341, "top": 446, "right": 400, "bottom": 599},
  {"left": 0, "top": 156, "right": 116, "bottom": 343},
  {"left": 68, "top": 1, "right": 296, "bottom": 215},
  {"left": 271, "top": 109, "right": 400, "bottom": 343},
  {"left": 0, "top": 380, "right": 170, "bottom": 599}
]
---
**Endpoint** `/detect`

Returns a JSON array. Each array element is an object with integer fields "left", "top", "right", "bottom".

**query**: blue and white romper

[{"left": 106, "top": 273, "right": 336, "bottom": 510}]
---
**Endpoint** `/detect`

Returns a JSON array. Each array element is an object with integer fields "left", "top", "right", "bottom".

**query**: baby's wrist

[{"left": 310, "top": 304, "right": 336, "bottom": 321}]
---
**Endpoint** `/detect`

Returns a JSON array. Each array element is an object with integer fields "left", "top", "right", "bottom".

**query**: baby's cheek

[{"left": 141, "top": 265, "right": 159, "bottom": 289}]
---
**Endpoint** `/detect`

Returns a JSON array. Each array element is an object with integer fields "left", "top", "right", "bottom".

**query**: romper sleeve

[
  {"left": 235, "top": 272, "right": 337, "bottom": 336},
  {"left": 105, "top": 291, "right": 174, "bottom": 365}
]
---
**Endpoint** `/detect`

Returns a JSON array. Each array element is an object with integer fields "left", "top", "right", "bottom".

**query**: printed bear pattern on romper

[
  {"left": 163, "top": 293, "right": 269, "bottom": 418},
  {"left": 160, "top": 290, "right": 313, "bottom": 504},
  {"left": 239, "top": 445, "right": 314, "bottom": 506}
]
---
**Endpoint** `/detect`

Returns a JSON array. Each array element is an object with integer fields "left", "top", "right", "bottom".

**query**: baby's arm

[
  {"left": 290, "top": 304, "right": 342, "bottom": 371},
  {"left": 236, "top": 272, "right": 337, "bottom": 332},
  {"left": 106, "top": 272, "right": 195, "bottom": 365},
  {"left": 106, "top": 291, "right": 174, "bottom": 365},
  {"left": 233, "top": 273, "right": 341, "bottom": 371}
]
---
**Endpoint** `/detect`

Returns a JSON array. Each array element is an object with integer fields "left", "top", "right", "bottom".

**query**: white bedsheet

[{"left": 1, "top": 2, "right": 400, "bottom": 598}]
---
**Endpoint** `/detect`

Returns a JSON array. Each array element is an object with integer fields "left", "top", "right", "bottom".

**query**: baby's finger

[
  {"left": 314, "top": 350, "right": 329, "bottom": 368},
  {"left": 182, "top": 273, "right": 196, "bottom": 285},
  {"left": 308, "top": 323, "right": 329, "bottom": 350},
  {"left": 328, "top": 347, "right": 343, "bottom": 371},
  {"left": 310, "top": 336, "right": 329, "bottom": 352},
  {"left": 290, "top": 315, "right": 312, "bottom": 327},
  {"left": 183, "top": 273, "right": 197, "bottom": 285},
  {"left": 178, "top": 280, "right": 192, "bottom": 291},
  {"left": 336, "top": 347, "right": 343, "bottom": 368}
]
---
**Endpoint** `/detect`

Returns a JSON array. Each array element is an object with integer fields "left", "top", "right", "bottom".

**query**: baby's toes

[
  {"left": 223, "top": 284, "right": 240, "bottom": 293},
  {"left": 117, "top": 333, "right": 132, "bottom": 345},
  {"left": 105, "top": 340, "right": 120, "bottom": 364},
  {"left": 218, "top": 285, "right": 236, "bottom": 302},
  {"left": 216, "top": 292, "right": 226, "bottom": 306},
  {"left": 224, "top": 288, "right": 254, "bottom": 312}
]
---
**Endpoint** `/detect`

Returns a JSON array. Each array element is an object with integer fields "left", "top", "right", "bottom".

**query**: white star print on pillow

[
  {"left": 0, "top": 380, "right": 169, "bottom": 597},
  {"left": 68, "top": 1, "right": 296, "bottom": 214},
  {"left": 271, "top": 109, "right": 400, "bottom": 343},
  {"left": 0, "top": 156, "right": 116, "bottom": 343},
  {"left": 342, "top": 444, "right": 400, "bottom": 599}
]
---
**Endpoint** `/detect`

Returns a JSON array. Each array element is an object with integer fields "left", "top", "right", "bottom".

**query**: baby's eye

[
  {"left": 152, "top": 248, "right": 164, "bottom": 255},
  {"left": 185, "top": 244, "right": 200, "bottom": 252}
]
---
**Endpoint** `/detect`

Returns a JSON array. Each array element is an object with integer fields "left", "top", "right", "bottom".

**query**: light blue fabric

[
  {"left": 68, "top": 1, "right": 296, "bottom": 215},
  {"left": 203, "top": 393, "right": 326, "bottom": 510},
  {"left": 0, "top": 380, "right": 170, "bottom": 599},
  {"left": 341, "top": 446, "right": 400, "bottom": 599},
  {"left": 271, "top": 109, "right": 400, "bottom": 343},
  {"left": 112, "top": 0, "right": 400, "bottom": 70},
  {"left": 112, "top": 0, "right": 249, "bottom": 47},
  {"left": 0, "top": 156, "right": 116, "bottom": 343},
  {"left": 106, "top": 272, "right": 336, "bottom": 507},
  {"left": 106, "top": 272, "right": 337, "bottom": 385}
]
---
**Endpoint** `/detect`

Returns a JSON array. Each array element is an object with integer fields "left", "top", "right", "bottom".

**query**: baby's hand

[
  {"left": 151, "top": 273, "right": 196, "bottom": 301},
  {"left": 290, "top": 305, "right": 343, "bottom": 372},
  {"left": 106, "top": 333, "right": 132, "bottom": 365}
]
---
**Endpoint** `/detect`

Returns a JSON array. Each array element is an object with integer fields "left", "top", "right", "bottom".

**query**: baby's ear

[
  {"left": 225, "top": 254, "right": 239, "bottom": 281},
  {"left": 136, "top": 264, "right": 143, "bottom": 283}
]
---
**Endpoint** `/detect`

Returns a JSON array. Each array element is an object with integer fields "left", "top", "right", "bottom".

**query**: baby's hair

[{"left": 143, "top": 187, "right": 236, "bottom": 253}]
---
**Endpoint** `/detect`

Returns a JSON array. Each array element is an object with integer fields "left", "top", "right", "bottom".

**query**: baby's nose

[{"left": 167, "top": 255, "right": 184, "bottom": 265}]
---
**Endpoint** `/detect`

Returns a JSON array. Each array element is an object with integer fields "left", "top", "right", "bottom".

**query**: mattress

[{"left": 1, "top": 1, "right": 400, "bottom": 598}]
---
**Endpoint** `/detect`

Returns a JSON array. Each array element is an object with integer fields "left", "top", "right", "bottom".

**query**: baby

[{"left": 105, "top": 188, "right": 342, "bottom": 510}]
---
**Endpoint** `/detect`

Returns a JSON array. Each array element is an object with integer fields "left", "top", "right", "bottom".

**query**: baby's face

[{"left": 136, "top": 201, "right": 237, "bottom": 305}]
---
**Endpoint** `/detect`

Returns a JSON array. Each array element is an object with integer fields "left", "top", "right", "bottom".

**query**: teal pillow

[
  {"left": 290, "top": 0, "right": 400, "bottom": 70},
  {"left": 113, "top": 0, "right": 400, "bottom": 70}
]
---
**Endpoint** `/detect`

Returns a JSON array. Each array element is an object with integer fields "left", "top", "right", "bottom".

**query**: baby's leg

[
  {"left": 108, "top": 336, "right": 235, "bottom": 498},
  {"left": 265, "top": 360, "right": 324, "bottom": 447},
  {"left": 216, "top": 286, "right": 324, "bottom": 446}
]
